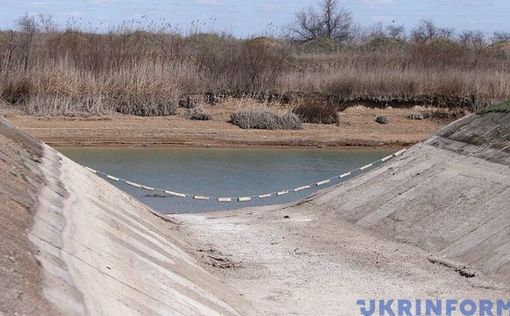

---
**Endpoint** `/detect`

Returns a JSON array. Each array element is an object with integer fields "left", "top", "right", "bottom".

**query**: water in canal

[{"left": 58, "top": 147, "right": 395, "bottom": 213}]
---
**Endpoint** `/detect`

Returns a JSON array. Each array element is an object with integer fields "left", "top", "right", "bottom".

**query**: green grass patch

[{"left": 478, "top": 101, "right": 510, "bottom": 114}]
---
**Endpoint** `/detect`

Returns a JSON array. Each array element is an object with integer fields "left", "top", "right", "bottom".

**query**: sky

[{"left": 0, "top": 0, "right": 509, "bottom": 37}]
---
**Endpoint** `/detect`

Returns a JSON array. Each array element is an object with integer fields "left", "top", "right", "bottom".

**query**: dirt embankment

[
  {"left": 4, "top": 104, "right": 447, "bottom": 148},
  {"left": 0, "top": 116, "right": 252, "bottom": 315},
  {"left": 176, "top": 112, "right": 510, "bottom": 314}
]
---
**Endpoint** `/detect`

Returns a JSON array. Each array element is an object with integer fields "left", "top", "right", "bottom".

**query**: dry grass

[
  {"left": 1, "top": 19, "right": 509, "bottom": 116},
  {"left": 293, "top": 101, "right": 339, "bottom": 124},
  {"left": 281, "top": 46, "right": 510, "bottom": 102},
  {"left": 189, "top": 105, "right": 212, "bottom": 120},
  {"left": 230, "top": 106, "right": 302, "bottom": 130}
]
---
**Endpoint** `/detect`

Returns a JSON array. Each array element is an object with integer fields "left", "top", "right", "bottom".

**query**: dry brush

[{"left": 0, "top": 16, "right": 509, "bottom": 116}]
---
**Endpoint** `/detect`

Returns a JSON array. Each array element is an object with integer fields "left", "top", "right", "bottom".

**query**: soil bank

[{"left": 4, "top": 105, "right": 447, "bottom": 148}]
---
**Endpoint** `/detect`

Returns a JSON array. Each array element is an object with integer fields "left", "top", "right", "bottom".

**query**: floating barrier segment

[
  {"left": 165, "top": 191, "right": 186, "bottom": 198},
  {"left": 339, "top": 172, "right": 351, "bottom": 179},
  {"left": 380, "top": 155, "right": 393, "bottom": 162},
  {"left": 294, "top": 185, "right": 311, "bottom": 192},
  {"left": 125, "top": 181, "right": 143, "bottom": 188},
  {"left": 84, "top": 148, "right": 406, "bottom": 203},
  {"left": 359, "top": 163, "right": 373, "bottom": 171},
  {"left": 85, "top": 167, "right": 97, "bottom": 174},
  {"left": 316, "top": 179, "right": 331, "bottom": 186},
  {"left": 107, "top": 175, "right": 120, "bottom": 181},
  {"left": 394, "top": 149, "right": 407, "bottom": 156}
]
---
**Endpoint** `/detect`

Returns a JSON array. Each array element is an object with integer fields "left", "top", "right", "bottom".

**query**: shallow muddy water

[{"left": 58, "top": 147, "right": 394, "bottom": 213}]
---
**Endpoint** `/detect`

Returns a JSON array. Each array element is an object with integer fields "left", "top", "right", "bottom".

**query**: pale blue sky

[{"left": 1, "top": 0, "right": 509, "bottom": 36}]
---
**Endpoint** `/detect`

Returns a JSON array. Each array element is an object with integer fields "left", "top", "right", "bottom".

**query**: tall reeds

[{"left": 0, "top": 16, "right": 509, "bottom": 115}]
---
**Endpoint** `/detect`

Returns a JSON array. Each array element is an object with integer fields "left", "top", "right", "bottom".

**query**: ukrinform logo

[{"left": 356, "top": 299, "right": 510, "bottom": 316}]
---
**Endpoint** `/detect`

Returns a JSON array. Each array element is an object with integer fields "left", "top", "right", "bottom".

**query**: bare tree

[
  {"left": 17, "top": 14, "right": 39, "bottom": 71},
  {"left": 437, "top": 27, "right": 454, "bottom": 40},
  {"left": 386, "top": 24, "right": 405, "bottom": 40},
  {"left": 321, "top": 0, "right": 351, "bottom": 40},
  {"left": 492, "top": 32, "right": 510, "bottom": 43},
  {"left": 411, "top": 19, "right": 453, "bottom": 43},
  {"left": 292, "top": 7, "right": 323, "bottom": 41},
  {"left": 1, "top": 31, "right": 18, "bottom": 73},
  {"left": 367, "top": 22, "right": 385, "bottom": 39},
  {"left": 458, "top": 30, "right": 486, "bottom": 48},
  {"left": 289, "top": 0, "right": 352, "bottom": 42},
  {"left": 38, "top": 14, "right": 58, "bottom": 33}
]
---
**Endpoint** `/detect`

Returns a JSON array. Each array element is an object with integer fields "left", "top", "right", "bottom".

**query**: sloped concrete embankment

[
  {"left": 0, "top": 116, "right": 251, "bottom": 315},
  {"left": 311, "top": 111, "right": 510, "bottom": 284}
]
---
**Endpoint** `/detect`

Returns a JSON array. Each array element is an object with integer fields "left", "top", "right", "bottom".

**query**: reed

[{"left": 1, "top": 16, "right": 509, "bottom": 116}]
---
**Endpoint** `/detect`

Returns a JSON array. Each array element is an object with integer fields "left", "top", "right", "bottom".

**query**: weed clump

[
  {"left": 24, "top": 95, "right": 111, "bottom": 116},
  {"left": 190, "top": 105, "right": 211, "bottom": 120},
  {"left": 1, "top": 79, "right": 32, "bottom": 104},
  {"left": 422, "top": 108, "right": 467, "bottom": 120},
  {"left": 230, "top": 107, "right": 302, "bottom": 130},
  {"left": 293, "top": 103, "right": 339, "bottom": 124},
  {"left": 115, "top": 96, "right": 177, "bottom": 116}
]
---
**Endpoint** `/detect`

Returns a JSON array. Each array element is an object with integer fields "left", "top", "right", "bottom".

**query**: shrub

[
  {"left": 296, "top": 38, "right": 344, "bottom": 54},
  {"left": 115, "top": 96, "right": 177, "bottom": 116},
  {"left": 1, "top": 79, "right": 32, "bottom": 104},
  {"left": 406, "top": 113, "right": 425, "bottom": 120},
  {"left": 477, "top": 101, "right": 510, "bottom": 114},
  {"left": 189, "top": 105, "right": 211, "bottom": 120},
  {"left": 230, "top": 107, "right": 302, "bottom": 130},
  {"left": 25, "top": 95, "right": 111, "bottom": 116},
  {"left": 422, "top": 108, "right": 467, "bottom": 120},
  {"left": 179, "top": 96, "right": 199, "bottom": 109},
  {"left": 293, "top": 103, "right": 339, "bottom": 124}
]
